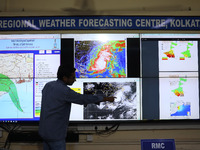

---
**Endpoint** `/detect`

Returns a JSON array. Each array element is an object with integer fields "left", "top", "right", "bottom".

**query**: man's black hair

[{"left": 57, "top": 64, "right": 76, "bottom": 80}]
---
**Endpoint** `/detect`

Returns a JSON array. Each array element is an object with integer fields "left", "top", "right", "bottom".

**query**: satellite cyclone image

[
  {"left": 75, "top": 40, "right": 126, "bottom": 78},
  {"left": 83, "top": 81, "right": 138, "bottom": 120}
]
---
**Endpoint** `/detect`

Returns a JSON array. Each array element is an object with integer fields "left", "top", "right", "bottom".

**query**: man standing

[{"left": 39, "top": 64, "right": 115, "bottom": 150}]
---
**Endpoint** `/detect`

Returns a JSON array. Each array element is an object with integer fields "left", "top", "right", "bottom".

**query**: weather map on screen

[
  {"left": 0, "top": 34, "right": 61, "bottom": 122},
  {"left": 0, "top": 53, "right": 34, "bottom": 119},
  {"left": 170, "top": 101, "right": 191, "bottom": 116},
  {"left": 171, "top": 78, "right": 187, "bottom": 97},
  {"left": 67, "top": 78, "right": 141, "bottom": 121},
  {"left": 83, "top": 78, "right": 140, "bottom": 120},
  {"left": 0, "top": 74, "right": 33, "bottom": 119},
  {"left": 75, "top": 40, "right": 126, "bottom": 78},
  {"left": 0, "top": 53, "right": 33, "bottom": 114},
  {"left": 159, "top": 40, "right": 198, "bottom": 71},
  {"left": 159, "top": 72, "right": 199, "bottom": 119}
]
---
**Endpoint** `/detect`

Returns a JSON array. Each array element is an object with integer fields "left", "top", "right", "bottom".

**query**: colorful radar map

[
  {"left": 170, "top": 101, "right": 191, "bottom": 116},
  {"left": 75, "top": 40, "right": 126, "bottom": 78}
]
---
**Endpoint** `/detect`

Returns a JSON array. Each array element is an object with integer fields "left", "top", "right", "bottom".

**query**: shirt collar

[{"left": 57, "top": 79, "right": 66, "bottom": 85}]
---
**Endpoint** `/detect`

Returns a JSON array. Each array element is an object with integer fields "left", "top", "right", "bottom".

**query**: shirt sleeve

[{"left": 64, "top": 86, "right": 104, "bottom": 105}]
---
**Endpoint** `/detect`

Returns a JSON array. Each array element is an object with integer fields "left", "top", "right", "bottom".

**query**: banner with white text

[{"left": 0, "top": 16, "right": 200, "bottom": 31}]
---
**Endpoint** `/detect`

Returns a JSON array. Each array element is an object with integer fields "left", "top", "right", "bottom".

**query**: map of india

[{"left": 0, "top": 53, "right": 33, "bottom": 114}]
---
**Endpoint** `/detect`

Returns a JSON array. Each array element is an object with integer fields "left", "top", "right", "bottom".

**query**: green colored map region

[
  {"left": 171, "top": 78, "right": 187, "bottom": 97},
  {"left": 170, "top": 42, "right": 178, "bottom": 50},
  {"left": 181, "top": 50, "right": 191, "bottom": 58},
  {"left": 0, "top": 73, "right": 23, "bottom": 112}
]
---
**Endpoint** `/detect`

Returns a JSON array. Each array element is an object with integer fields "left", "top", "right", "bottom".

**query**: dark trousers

[{"left": 43, "top": 139, "right": 66, "bottom": 150}]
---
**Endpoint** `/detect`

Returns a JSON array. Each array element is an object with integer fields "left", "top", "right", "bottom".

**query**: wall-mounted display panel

[
  {"left": 61, "top": 34, "right": 141, "bottom": 78},
  {"left": 62, "top": 33, "right": 141, "bottom": 122},
  {"left": 69, "top": 78, "right": 141, "bottom": 121},
  {"left": 141, "top": 34, "right": 200, "bottom": 120},
  {"left": 0, "top": 34, "right": 60, "bottom": 122},
  {"left": 0, "top": 33, "right": 199, "bottom": 124}
]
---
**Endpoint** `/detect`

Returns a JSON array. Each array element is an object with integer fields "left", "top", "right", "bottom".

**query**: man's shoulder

[
  {"left": 46, "top": 80, "right": 57, "bottom": 85},
  {"left": 47, "top": 79, "right": 69, "bottom": 88},
  {"left": 43, "top": 80, "right": 59, "bottom": 89}
]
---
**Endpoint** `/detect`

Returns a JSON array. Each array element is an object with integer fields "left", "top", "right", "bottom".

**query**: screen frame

[{"left": 0, "top": 33, "right": 200, "bottom": 125}]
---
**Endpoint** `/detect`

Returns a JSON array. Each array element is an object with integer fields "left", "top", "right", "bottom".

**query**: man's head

[{"left": 57, "top": 64, "right": 76, "bottom": 85}]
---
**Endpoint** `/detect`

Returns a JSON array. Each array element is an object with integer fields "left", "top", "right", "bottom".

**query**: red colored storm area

[
  {"left": 115, "top": 41, "right": 125, "bottom": 52},
  {"left": 164, "top": 52, "right": 175, "bottom": 58},
  {"left": 89, "top": 44, "right": 112, "bottom": 74}
]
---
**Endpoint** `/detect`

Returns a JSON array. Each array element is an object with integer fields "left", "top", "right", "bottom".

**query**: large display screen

[
  {"left": 141, "top": 34, "right": 200, "bottom": 120},
  {"left": 159, "top": 72, "right": 199, "bottom": 119},
  {"left": 75, "top": 40, "right": 126, "bottom": 78},
  {"left": 62, "top": 34, "right": 141, "bottom": 121},
  {"left": 0, "top": 34, "right": 60, "bottom": 122},
  {"left": 69, "top": 78, "right": 141, "bottom": 121},
  {"left": 0, "top": 33, "right": 199, "bottom": 123}
]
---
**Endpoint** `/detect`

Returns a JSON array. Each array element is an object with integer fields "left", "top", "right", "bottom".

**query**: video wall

[{"left": 0, "top": 33, "right": 199, "bottom": 123}]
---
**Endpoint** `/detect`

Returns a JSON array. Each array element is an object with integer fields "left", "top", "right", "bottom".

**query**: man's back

[{"left": 39, "top": 80, "right": 71, "bottom": 141}]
